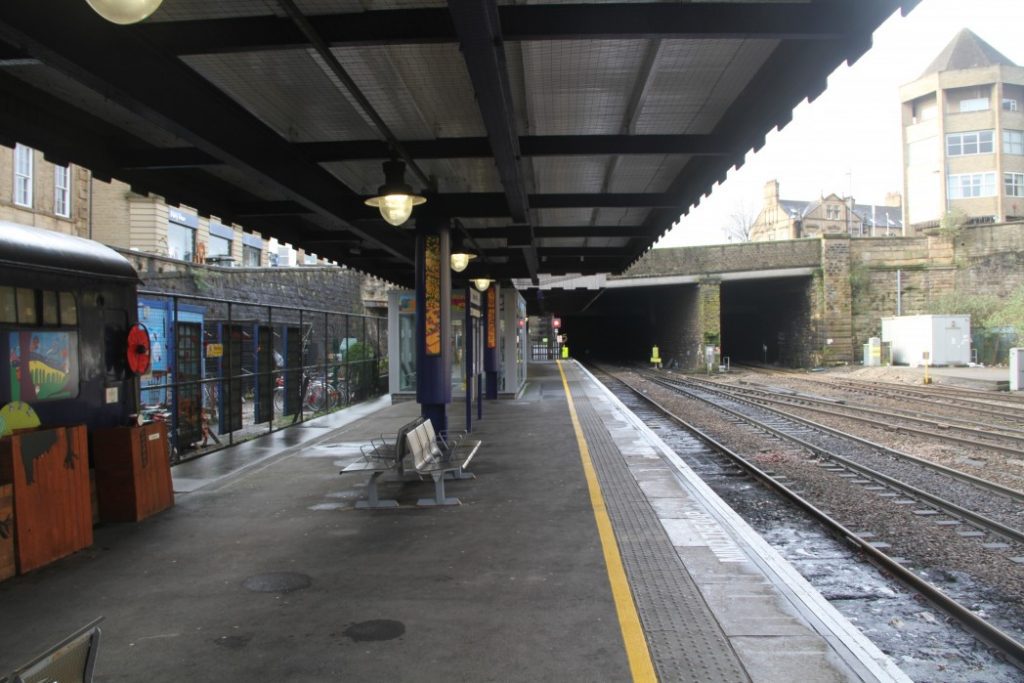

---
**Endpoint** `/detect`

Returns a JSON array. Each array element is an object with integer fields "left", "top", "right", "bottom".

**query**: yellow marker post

[
  {"left": 557, "top": 360, "right": 657, "bottom": 682},
  {"left": 649, "top": 346, "right": 661, "bottom": 369},
  {"left": 561, "top": 345, "right": 569, "bottom": 359}
]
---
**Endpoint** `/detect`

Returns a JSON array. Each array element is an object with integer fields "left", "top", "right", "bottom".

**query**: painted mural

[
  {"left": 424, "top": 235, "right": 441, "bottom": 356},
  {"left": 9, "top": 331, "right": 79, "bottom": 402}
]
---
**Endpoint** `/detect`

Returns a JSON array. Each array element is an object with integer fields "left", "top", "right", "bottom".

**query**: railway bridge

[{"left": 540, "top": 221, "right": 1024, "bottom": 370}]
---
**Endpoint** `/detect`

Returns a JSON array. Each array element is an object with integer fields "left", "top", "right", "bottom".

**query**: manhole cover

[
  {"left": 343, "top": 620, "right": 405, "bottom": 642},
  {"left": 242, "top": 572, "right": 312, "bottom": 593}
]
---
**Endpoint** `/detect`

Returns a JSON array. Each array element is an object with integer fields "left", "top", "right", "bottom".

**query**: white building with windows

[{"left": 900, "top": 29, "right": 1024, "bottom": 231}]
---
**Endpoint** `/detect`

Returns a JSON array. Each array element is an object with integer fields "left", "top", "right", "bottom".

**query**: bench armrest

[{"left": 361, "top": 439, "right": 396, "bottom": 462}]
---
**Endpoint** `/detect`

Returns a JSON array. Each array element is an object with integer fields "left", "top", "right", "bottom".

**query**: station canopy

[{"left": 0, "top": 1, "right": 917, "bottom": 288}]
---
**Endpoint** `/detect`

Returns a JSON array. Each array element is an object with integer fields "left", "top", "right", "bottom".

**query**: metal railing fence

[{"left": 137, "top": 289, "right": 387, "bottom": 462}]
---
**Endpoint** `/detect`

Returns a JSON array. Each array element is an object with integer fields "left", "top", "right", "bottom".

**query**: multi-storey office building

[{"left": 901, "top": 29, "right": 1024, "bottom": 230}]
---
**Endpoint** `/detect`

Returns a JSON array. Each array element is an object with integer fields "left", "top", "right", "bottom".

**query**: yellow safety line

[{"left": 556, "top": 360, "right": 657, "bottom": 683}]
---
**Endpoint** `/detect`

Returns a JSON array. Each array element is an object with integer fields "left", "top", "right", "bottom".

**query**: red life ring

[{"left": 127, "top": 323, "right": 152, "bottom": 375}]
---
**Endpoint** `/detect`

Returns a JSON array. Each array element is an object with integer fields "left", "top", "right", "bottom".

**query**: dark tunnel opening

[
  {"left": 552, "top": 276, "right": 815, "bottom": 369},
  {"left": 721, "top": 276, "right": 812, "bottom": 366}
]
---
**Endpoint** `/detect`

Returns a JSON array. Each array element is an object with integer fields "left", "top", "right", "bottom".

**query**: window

[
  {"left": 1004, "top": 98, "right": 1019, "bottom": 112},
  {"left": 207, "top": 234, "right": 232, "bottom": 260},
  {"left": 54, "top": 165, "right": 71, "bottom": 217},
  {"left": 1004, "top": 130, "right": 1024, "bottom": 155},
  {"left": 826, "top": 206, "right": 840, "bottom": 220},
  {"left": 243, "top": 245, "right": 261, "bottom": 267},
  {"left": 13, "top": 144, "right": 32, "bottom": 207},
  {"left": 0, "top": 288, "right": 76, "bottom": 326},
  {"left": 946, "top": 130, "right": 994, "bottom": 156},
  {"left": 948, "top": 172, "right": 996, "bottom": 198},
  {"left": 1006, "top": 173, "right": 1024, "bottom": 197},
  {"left": 959, "top": 97, "right": 989, "bottom": 113},
  {"left": 168, "top": 222, "right": 196, "bottom": 261},
  {"left": 9, "top": 331, "right": 79, "bottom": 401}
]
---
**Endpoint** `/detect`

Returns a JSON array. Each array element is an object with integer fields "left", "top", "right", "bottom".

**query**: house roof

[
  {"left": 778, "top": 197, "right": 902, "bottom": 229},
  {"left": 920, "top": 28, "right": 1016, "bottom": 78},
  {"left": 0, "top": 1, "right": 918, "bottom": 288}
]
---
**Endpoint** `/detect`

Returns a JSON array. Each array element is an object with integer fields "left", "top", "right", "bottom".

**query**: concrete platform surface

[{"left": 0, "top": 362, "right": 908, "bottom": 682}]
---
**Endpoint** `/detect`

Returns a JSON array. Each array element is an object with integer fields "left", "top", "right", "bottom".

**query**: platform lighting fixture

[
  {"left": 364, "top": 159, "right": 426, "bottom": 227},
  {"left": 450, "top": 233, "right": 477, "bottom": 273},
  {"left": 472, "top": 278, "right": 491, "bottom": 292},
  {"left": 86, "top": 0, "right": 163, "bottom": 24}
]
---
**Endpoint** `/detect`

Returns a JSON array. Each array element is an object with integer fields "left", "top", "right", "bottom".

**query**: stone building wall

[
  {"left": 618, "top": 238, "right": 821, "bottom": 279},
  {"left": 118, "top": 249, "right": 373, "bottom": 316}
]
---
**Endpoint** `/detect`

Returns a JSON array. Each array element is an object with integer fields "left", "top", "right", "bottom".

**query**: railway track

[
  {"left": 682, "top": 374, "right": 1024, "bottom": 456},
  {"left": 593, "top": 365, "right": 1024, "bottom": 671}
]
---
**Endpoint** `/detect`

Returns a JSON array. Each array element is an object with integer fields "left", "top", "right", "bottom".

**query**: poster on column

[
  {"left": 486, "top": 287, "right": 497, "bottom": 349},
  {"left": 425, "top": 235, "right": 441, "bottom": 355}
]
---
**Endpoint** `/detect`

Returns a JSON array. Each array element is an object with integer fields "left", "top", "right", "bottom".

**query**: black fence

[{"left": 137, "top": 290, "right": 387, "bottom": 462}]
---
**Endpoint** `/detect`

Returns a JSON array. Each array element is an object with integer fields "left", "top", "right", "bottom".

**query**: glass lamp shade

[
  {"left": 86, "top": 0, "right": 164, "bottom": 24},
  {"left": 472, "top": 278, "right": 491, "bottom": 292},
  {"left": 364, "top": 193, "right": 426, "bottom": 227},
  {"left": 450, "top": 251, "right": 476, "bottom": 272}
]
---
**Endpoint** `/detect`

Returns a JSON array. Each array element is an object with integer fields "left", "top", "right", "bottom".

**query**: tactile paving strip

[{"left": 567, "top": 367, "right": 751, "bottom": 683}]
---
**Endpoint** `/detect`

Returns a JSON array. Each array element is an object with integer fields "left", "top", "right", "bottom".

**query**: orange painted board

[{"left": 0, "top": 426, "right": 92, "bottom": 574}]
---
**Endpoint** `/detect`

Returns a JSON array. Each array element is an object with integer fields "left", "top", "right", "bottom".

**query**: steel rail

[
  {"left": 684, "top": 375, "right": 1024, "bottom": 453},
  {"left": 594, "top": 366, "right": 1024, "bottom": 671},
  {"left": 645, "top": 374, "right": 1024, "bottom": 543},
  {"left": 650, "top": 373, "right": 1024, "bottom": 506}
]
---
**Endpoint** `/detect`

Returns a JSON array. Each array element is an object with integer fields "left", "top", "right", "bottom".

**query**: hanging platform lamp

[
  {"left": 364, "top": 159, "right": 426, "bottom": 227},
  {"left": 472, "top": 278, "right": 491, "bottom": 292},
  {"left": 86, "top": 0, "right": 164, "bottom": 24},
  {"left": 450, "top": 233, "right": 478, "bottom": 273}
]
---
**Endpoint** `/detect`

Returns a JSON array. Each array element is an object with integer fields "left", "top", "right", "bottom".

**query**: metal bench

[
  {"left": 6, "top": 617, "right": 103, "bottom": 683},
  {"left": 405, "top": 421, "right": 481, "bottom": 507},
  {"left": 339, "top": 416, "right": 425, "bottom": 509}
]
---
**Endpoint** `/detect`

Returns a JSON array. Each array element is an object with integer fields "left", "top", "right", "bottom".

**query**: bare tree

[{"left": 725, "top": 200, "right": 757, "bottom": 242}]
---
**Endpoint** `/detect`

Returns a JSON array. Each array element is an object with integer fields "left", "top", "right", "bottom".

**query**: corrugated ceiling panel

[
  {"left": 149, "top": 0, "right": 276, "bottom": 22},
  {"left": 300, "top": 0, "right": 446, "bottom": 13},
  {"left": 533, "top": 208, "right": 595, "bottom": 226},
  {"left": 321, "top": 158, "right": 502, "bottom": 194},
  {"left": 330, "top": 44, "right": 486, "bottom": 139},
  {"left": 531, "top": 157, "right": 608, "bottom": 194},
  {"left": 595, "top": 207, "right": 652, "bottom": 226},
  {"left": 182, "top": 51, "right": 376, "bottom": 142},
  {"left": 522, "top": 40, "right": 648, "bottom": 135},
  {"left": 607, "top": 154, "right": 692, "bottom": 193},
  {"left": 635, "top": 39, "right": 779, "bottom": 135}
]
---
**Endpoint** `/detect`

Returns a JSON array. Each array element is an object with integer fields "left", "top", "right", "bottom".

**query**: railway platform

[{"left": 0, "top": 361, "right": 909, "bottom": 682}]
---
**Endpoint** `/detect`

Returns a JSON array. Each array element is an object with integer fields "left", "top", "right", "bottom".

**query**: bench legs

[
  {"left": 417, "top": 472, "right": 460, "bottom": 507},
  {"left": 355, "top": 471, "right": 399, "bottom": 509},
  {"left": 444, "top": 467, "right": 475, "bottom": 481}
]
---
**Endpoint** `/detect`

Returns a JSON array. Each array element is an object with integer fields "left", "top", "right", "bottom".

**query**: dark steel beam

[
  {"left": 139, "top": 3, "right": 854, "bottom": 56},
  {"left": 0, "top": 1, "right": 413, "bottom": 267},
  {"left": 448, "top": 0, "right": 537, "bottom": 284},
  {"left": 116, "top": 134, "right": 733, "bottom": 170}
]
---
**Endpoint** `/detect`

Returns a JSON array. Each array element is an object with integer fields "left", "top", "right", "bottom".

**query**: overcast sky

[{"left": 658, "top": 0, "right": 1024, "bottom": 247}]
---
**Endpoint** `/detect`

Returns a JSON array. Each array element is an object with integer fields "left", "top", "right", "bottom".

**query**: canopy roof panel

[{"left": 0, "top": 0, "right": 919, "bottom": 287}]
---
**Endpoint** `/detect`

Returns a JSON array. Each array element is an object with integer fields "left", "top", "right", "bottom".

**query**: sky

[{"left": 657, "top": 0, "right": 1024, "bottom": 247}]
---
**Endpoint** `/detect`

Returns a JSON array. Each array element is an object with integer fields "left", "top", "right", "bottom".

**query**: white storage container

[
  {"left": 880, "top": 314, "right": 971, "bottom": 366},
  {"left": 1010, "top": 348, "right": 1024, "bottom": 391}
]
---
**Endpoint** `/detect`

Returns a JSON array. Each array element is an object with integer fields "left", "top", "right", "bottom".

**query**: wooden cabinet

[
  {"left": 92, "top": 422, "right": 174, "bottom": 522},
  {"left": 0, "top": 425, "right": 92, "bottom": 574}
]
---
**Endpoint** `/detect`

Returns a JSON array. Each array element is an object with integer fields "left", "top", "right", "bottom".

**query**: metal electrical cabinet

[{"left": 881, "top": 315, "right": 972, "bottom": 366}]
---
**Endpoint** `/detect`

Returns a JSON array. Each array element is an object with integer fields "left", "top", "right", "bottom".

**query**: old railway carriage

[{"left": 0, "top": 221, "right": 139, "bottom": 430}]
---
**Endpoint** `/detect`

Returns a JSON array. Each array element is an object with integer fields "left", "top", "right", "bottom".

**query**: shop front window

[{"left": 168, "top": 223, "right": 195, "bottom": 261}]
